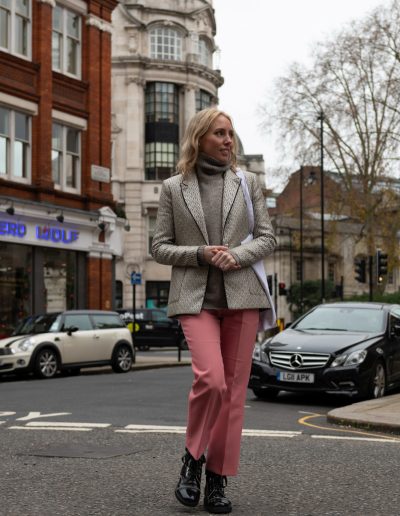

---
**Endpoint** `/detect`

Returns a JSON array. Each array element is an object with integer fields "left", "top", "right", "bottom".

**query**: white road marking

[
  {"left": 243, "top": 429, "right": 301, "bottom": 437},
  {"left": 0, "top": 421, "right": 5, "bottom": 425},
  {"left": 311, "top": 435, "right": 400, "bottom": 443},
  {"left": 298, "top": 411, "right": 318, "bottom": 415},
  {"left": 25, "top": 422, "right": 110, "bottom": 428},
  {"left": 17, "top": 412, "right": 71, "bottom": 421},
  {"left": 9, "top": 426, "right": 91, "bottom": 432},
  {"left": 0, "top": 412, "right": 16, "bottom": 417}
]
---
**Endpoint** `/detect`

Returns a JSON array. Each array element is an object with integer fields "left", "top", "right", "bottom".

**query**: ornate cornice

[
  {"left": 86, "top": 14, "right": 113, "bottom": 34},
  {"left": 36, "top": 0, "right": 56, "bottom": 7}
]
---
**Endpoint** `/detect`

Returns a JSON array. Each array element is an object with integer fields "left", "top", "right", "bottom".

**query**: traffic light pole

[{"left": 369, "top": 255, "right": 373, "bottom": 302}]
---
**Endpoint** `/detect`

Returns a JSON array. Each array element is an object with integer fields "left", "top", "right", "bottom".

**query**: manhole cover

[{"left": 22, "top": 444, "right": 141, "bottom": 459}]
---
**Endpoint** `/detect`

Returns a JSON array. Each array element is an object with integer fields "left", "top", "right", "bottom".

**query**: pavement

[{"left": 327, "top": 393, "right": 400, "bottom": 435}]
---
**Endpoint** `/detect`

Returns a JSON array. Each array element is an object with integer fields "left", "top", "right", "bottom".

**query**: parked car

[
  {"left": 249, "top": 302, "right": 400, "bottom": 401},
  {"left": 0, "top": 310, "right": 135, "bottom": 379},
  {"left": 117, "top": 308, "right": 188, "bottom": 350}
]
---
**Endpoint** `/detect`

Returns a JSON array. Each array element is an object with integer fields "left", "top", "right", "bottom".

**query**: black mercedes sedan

[{"left": 249, "top": 302, "right": 400, "bottom": 400}]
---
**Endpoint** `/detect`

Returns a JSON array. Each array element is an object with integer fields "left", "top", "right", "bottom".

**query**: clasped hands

[{"left": 203, "top": 245, "right": 240, "bottom": 272}]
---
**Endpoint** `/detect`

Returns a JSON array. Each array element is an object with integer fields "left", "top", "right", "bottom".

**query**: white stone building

[{"left": 111, "top": 0, "right": 266, "bottom": 309}]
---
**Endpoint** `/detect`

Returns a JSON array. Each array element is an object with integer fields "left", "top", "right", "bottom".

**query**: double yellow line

[{"left": 298, "top": 413, "right": 400, "bottom": 441}]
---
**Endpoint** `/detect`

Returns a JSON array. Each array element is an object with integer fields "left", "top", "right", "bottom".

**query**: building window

[
  {"left": 0, "top": 0, "right": 31, "bottom": 58},
  {"left": 145, "top": 82, "right": 179, "bottom": 124},
  {"left": 115, "top": 280, "right": 123, "bottom": 309},
  {"left": 198, "top": 38, "right": 211, "bottom": 67},
  {"left": 145, "top": 82, "right": 179, "bottom": 180},
  {"left": 52, "top": 4, "right": 81, "bottom": 78},
  {"left": 52, "top": 122, "right": 81, "bottom": 192},
  {"left": 149, "top": 27, "right": 182, "bottom": 61},
  {"left": 295, "top": 260, "right": 301, "bottom": 281},
  {"left": 147, "top": 212, "right": 157, "bottom": 254},
  {"left": 195, "top": 90, "right": 212, "bottom": 112},
  {"left": 146, "top": 281, "right": 170, "bottom": 309},
  {"left": 328, "top": 262, "right": 335, "bottom": 282},
  {"left": 145, "top": 142, "right": 178, "bottom": 181},
  {"left": 0, "top": 106, "right": 31, "bottom": 181}
]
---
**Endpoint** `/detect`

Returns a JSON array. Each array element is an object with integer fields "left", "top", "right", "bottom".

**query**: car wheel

[
  {"left": 112, "top": 344, "right": 133, "bottom": 373},
  {"left": 368, "top": 361, "right": 386, "bottom": 399},
  {"left": 252, "top": 388, "right": 280, "bottom": 400},
  {"left": 34, "top": 348, "right": 59, "bottom": 379},
  {"left": 179, "top": 337, "right": 188, "bottom": 351}
]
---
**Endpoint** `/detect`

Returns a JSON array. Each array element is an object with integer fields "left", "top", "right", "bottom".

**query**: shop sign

[
  {"left": 0, "top": 219, "right": 80, "bottom": 245},
  {"left": 36, "top": 226, "right": 79, "bottom": 244},
  {"left": 0, "top": 221, "right": 27, "bottom": 238}
]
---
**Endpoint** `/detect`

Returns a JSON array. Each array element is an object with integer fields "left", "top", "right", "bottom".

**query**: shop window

[
  {"left": 195, "top": 90, "right": 212, "bottom": 112},
  {"left": 0, "top": 106, "right": 31, "bottom": 182},
  {"left": 52, "top": 122, "right": 81, "bottom": 192},
  {"left": 0, "top": 242, "right": 32, "bottom": 338},
  {"left": 149, "top": 27, "right": 182, "bottom": 61},
  {"left": 146, "top": 281, "right": 170, "bottom": 309},
  {"left": 43, "top": 249, "right": 76, "bottom": 312},
  {"left": 0, "top": 0, "right": 31, "bottom": 58},
  {"left": 52, "top": 4, "right": 81, "bottom": 78},
  {"left": 198, "top": 38, "right": 211, "bottom": 67}
]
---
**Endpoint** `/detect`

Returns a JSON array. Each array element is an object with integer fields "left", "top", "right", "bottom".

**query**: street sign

[{"left": 130, "top": 272, "right": 142, "bottom": 285}]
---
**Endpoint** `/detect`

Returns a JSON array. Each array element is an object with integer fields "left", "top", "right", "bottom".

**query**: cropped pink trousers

[{"left": 179, "top": 308, "right": 259, "bottom": 476}]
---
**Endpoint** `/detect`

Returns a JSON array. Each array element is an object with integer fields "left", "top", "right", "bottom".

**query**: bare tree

[{"left": 263, "top": 0, "right": 400, "bottom": 256}]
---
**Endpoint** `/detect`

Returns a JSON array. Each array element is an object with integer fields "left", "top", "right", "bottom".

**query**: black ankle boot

[
  {"left": 175, "top": 449, "right": 205, "bottom": 507},
  {"left": 204, "top": 470, "right": 232, "bottom": 514}
]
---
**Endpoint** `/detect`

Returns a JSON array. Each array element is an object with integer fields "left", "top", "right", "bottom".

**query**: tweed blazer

[{"left": 151, "top": 168, "right": 276, "bottom": 318}]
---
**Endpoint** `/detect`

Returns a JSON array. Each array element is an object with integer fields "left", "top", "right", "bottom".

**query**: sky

[{"left": 213, "top": 0, "right": 391, "bottom": 189}]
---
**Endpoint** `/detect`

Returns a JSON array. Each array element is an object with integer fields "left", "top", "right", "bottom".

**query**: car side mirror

[{"left": 66, "top": 325, "right": 79, "bottom": 336}]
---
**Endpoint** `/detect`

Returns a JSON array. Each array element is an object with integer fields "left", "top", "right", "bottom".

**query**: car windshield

[
  {"left": 12, "top": 314, "right": 61, "bottom": 336},
  {"left": 294, "top": 306, "right": 386, "bottom": 333}
]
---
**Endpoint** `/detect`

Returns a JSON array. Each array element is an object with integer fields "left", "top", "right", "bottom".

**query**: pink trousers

[{"left": 179, "top": 308, "right": 259, "bottom": 476}]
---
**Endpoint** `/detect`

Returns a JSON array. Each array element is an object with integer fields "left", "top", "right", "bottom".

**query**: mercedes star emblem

[{"left": 290, "top": 353, "right": 303, "bottom": 369}]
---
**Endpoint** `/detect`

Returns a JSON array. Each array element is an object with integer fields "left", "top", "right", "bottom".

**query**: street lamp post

[{"left": 318, "top": 110, "right": 325, "bottom": 303}]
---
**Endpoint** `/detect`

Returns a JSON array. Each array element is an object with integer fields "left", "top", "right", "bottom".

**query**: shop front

[{"left": 0, "top": 203, "right": 124, "bottom": 338}]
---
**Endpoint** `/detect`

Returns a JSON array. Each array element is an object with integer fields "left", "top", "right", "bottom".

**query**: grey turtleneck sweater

[{"left": 196, "top": 153, "right": 231, "bottom": 309}]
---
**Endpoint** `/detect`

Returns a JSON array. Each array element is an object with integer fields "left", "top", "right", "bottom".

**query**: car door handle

[{"left": 93, "top": 334, "right": 100, "bottom": 339}]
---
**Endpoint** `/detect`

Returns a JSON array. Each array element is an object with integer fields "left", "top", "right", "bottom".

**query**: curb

[{"left": 327, "top": 412, "right": 400, "bottom": 435}]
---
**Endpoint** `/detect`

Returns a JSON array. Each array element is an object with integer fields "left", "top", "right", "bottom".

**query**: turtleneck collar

[{"left": 196, "top": 152, "right": 231, "bottom": 176}]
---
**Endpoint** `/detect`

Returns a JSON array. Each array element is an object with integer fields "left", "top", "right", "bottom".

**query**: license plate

[
  {"left": 278, "top": 371, "right": 315, "bottom": 383},
  {"left": 145, "top": 324, "right": 153, "bottom": 330}
]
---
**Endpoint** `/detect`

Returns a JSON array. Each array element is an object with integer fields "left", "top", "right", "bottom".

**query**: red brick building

[{"left": 0, "top": 0, "right": 121, "bottom": 337}]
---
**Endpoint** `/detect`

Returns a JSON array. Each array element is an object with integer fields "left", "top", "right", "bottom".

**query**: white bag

[{"left": 236, "top": 169, "right": 277, "bottom": 331}]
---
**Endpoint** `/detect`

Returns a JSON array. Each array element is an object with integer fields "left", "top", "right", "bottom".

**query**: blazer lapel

[
  {"left": 222, "top": 169, "right": 241, "bottom": 230},
  {"left": 181, "top": 173, "right": 209, "bottom": 244}
]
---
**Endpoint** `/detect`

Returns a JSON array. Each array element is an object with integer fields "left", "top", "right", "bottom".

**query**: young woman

[{"left": 152, "top": 108, "right": 276, "bottom": 513}]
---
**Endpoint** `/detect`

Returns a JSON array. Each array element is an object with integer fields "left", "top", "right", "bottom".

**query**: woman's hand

[{"left": 203, "top": 246, "right": 240, "bottom": 271}]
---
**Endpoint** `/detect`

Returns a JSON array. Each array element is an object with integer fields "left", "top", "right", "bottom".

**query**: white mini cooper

[{"left": 0, "top": 310, "right": 135, "bottom": 379}]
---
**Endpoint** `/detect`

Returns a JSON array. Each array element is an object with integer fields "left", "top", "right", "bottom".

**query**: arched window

[
  {"left": 149, "top": 27, "right": 182, "bottom": 61},
  {"left": 198, "top": 38, "right": 211, "bottom": 67}
]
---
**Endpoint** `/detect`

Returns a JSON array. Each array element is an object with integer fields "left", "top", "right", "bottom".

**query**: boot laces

[
  {"left": 207, "top": 473, "right": 228, "bottom": 500},
  {"left": 182, "top": 453, "right": 205, "bottom": 483}
]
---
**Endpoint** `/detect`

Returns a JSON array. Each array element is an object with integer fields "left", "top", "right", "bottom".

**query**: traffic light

[
  {"left": 376, "top": 250, "right": 388, "bottom": 284},
  {"left": 278, "top": 282, "right": 287, "bottom": 295},
  {"left": 354, "top": 258, "right": 366, "bottom": 283}
]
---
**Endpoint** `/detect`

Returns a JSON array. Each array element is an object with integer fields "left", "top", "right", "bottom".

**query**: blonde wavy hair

[{"left": 176, "top": 107, "right": 238, "bottom": 176}]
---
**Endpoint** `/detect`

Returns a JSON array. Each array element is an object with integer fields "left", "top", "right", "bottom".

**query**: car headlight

[
  {"left": 252, "top": 343, "right": 269, "bottom": 363},
  {"left": 331, "top": 349, "right": 367, "bottom": 367},
  {"left": 17, "top": 337, "right": 36, "bottom": 352}
]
